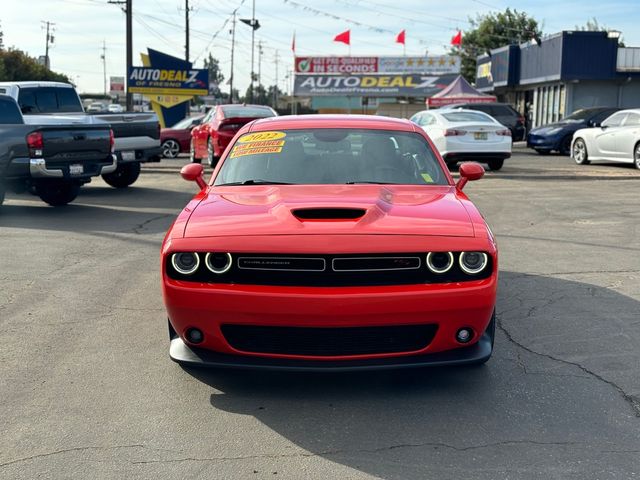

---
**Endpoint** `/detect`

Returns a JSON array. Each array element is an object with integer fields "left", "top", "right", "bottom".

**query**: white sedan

[
  {"left": 410, "top": 109, "right": 512, "bottom": 170},
  {"left": 572, "top": 109, "right": 640, "bottom": 169}
]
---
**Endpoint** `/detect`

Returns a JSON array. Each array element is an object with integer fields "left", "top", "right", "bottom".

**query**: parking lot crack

[
  {"left": 130, "top": 214, "right": 172, "bottom": 235},
  {"left": 0, "top": 444, "right": 145, "bottom": 468},
  {"left": 498, "top": 316, "right": 640, "bottom": 418}
]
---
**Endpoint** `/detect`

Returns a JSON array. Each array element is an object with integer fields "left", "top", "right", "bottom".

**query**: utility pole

[
  {"left": 109, "top": 0, "right": 133, "bottom": 111},
  {"left": 257, "top": 40, "right": 264, "bottom": 101},
  {"left": 42, "top": 21, "right": 55, "bottom": 69},
  {"left": 185, "top": 0, "right": 191, "bottom": 63},
  {"left": 273, "top": 50, "right": 279, "bottom": 109},
  {"left": 229, "top": 12, "right": 236, "bottom": 103},
  {"left": 100, "top": 40, "right": 107, "bottom": 96},
  {"left": 240, "top": 1, "right": 260, "bottom": 103}
]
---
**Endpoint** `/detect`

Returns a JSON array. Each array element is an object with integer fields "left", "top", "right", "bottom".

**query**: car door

[
  {"left": 193, "top": 108, "right": 214, "bottom": 157},
  {"left": 593, "top": 112, "right": 628, "bottom": 159},
  {"left": 615, "top": 112, "right": 640, "bottom": 162}
]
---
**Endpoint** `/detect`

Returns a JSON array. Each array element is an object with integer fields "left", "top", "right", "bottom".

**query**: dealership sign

[
  {"left": 109, "top": 76, "right": 125, "bottom": 97},
  {"left": 294, "top": 74, "right": 458, "bottom": 97},
  {"left": 295, "top": 56, "right": 460, "bottom": 75},
  {"left": 127, "top": 67, "right": 209, "bottom": 95}
]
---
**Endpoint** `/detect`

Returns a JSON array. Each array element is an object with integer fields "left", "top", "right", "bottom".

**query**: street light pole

[
  {"left": 230, "top": 12, "right": 236, "bottom": 103},
  {"left": 250, "top": 0, "right": 255, "bottom": 103}
]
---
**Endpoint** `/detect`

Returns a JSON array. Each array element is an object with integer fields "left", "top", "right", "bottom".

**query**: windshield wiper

[
  {"left": 217, "top": 179, "right": 295, "bottom": 186},
  {"left": 345, "top": 181, "right": 400, "bottom": 185}
]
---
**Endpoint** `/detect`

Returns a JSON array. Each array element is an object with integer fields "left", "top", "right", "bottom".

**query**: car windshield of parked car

[
  {"left": 221, "top": 106, "right": 275, "bottom": 118},
  {"left": 442, "top": 112, "right": 495, "bottom": 123},
  {"left": 214, "top": 128, "right": 447, "bottom": 186},
  {"left": 560, "top": 109, "right": 598, "bottom": 123}
]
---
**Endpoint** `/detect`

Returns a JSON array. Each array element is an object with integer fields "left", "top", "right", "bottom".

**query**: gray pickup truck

[
  {"left": 0, "top": 81, "right": 161, "bottom": 188},
  {"left": 0, "top": 95, "right": 116, "bottom": 206}
]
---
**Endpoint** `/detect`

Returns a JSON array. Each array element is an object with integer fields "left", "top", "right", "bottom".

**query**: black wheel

[
  {"left": 190, "top": 139, "right": 201, "bottom": 164},
  {"left": 559, "top": 135, "right": 572, "bottom": 156},
  {"left": 534, "top": 148, "right": 551, "bottom": 155},
  {"left": 634, "top": 143, "right": 640, "bottom": 170},
  {"left": 35, "top": 181, "right": 80, "bottom": 206},
  {"left": 487, "top": 159, "right": 504, "bottom": 171},
  {"left": 102, "top": 161, "right": 141, "bottom": 188},
  {"left": 572, "top": 138, "right": 590, "bottom": 165},
  {"left": 161, "top": 139, "right": 181, "bottom": 159},
  {"left": 207, "top": 137, "right": 219, "bottom": 168},
  {"left": 466, "top": 311, "right": 495, "bottom": 367},
  {"left": 0, "top": 184, "right": 5, "bottom": 206}
]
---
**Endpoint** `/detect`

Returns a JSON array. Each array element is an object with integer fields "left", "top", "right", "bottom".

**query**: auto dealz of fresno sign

[
  {"left": 294, "top": 74, "right": 458, "bottom": 97},
  {"left": 127, "top": 67, "right": 209, "bottom": 95}
]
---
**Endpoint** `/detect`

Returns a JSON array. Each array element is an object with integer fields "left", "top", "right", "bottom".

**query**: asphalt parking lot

[{"left": 1, "top": 146, "right": 639, "bottom": 479}]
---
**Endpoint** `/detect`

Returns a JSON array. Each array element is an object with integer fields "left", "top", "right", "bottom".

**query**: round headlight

[
  {"left": 459, "top": 252, "right": 488, "bottom": 275},
  {"left": 426, "top": 252, "right": 454, "bottom": 274},
  {"left": 171, "top": 252, "right": 200, "bottom": 275},
  {"left": 205, "top": 252, "right": 233, "bottom": 274}
]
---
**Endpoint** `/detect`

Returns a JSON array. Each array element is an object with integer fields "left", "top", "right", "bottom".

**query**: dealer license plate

[
  {"left": 69, "top": 164, "right": 84, "bottom": 175},
  {"left": 474, "top": 132, "right": 488, "bottom": 140},
  {"left": 121, "top": 150, "right": 136, "bottom": 161}
]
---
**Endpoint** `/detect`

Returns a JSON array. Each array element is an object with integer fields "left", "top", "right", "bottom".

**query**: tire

[
  {"left": 190, "top": 138, "right": 201, "bottom": 164},
  {"left": 572, "top": 138, "right": 590, "bottom": 165},
  {"left": 534, "top": 148, "right": 551, "bottom": 155},
  {"left": 35, "top": 180, "right": 80, "bottom": 206},
  {"left": 161, "top": 139, "right": 181, "bottom": 159},
  {"left": 102, "top": 161, "right": 141, "bottom": 188},
  {"left": 487, "top": 159, "right": 504, "bottom": 171},
  {"left": 0, "top": 184, "right": 5, "bottom": 206},
  {"left": 559, "top": 135, "right": 572, "bottom": 156},
  {"left": 207, "top": 137, "right": 219, "bottom": 168},
  {"left": 634, "top": 143, "right": 640, "bottom": 170}
]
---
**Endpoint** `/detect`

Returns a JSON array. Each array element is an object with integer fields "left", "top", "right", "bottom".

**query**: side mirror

[
  {"left": 180, "top": 163, "right": 207, "bottom": 191},
  {"left": 456, "top": 162, "right": 485, "bottom": 191}
]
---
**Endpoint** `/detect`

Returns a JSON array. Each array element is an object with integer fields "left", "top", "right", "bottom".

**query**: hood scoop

[{"left": 292, "top": 207, "right": 366, "bottom": 221}]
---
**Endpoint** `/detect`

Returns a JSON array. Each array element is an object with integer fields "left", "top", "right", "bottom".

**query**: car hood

[{"left": 183, "top": 185, "right": 476, "bottom": 238}]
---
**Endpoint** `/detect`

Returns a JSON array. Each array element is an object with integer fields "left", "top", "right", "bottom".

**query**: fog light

[
  {"left": 456, "top": 328, "right": 473, "bottom": 343},
  {"left": 186, "top": 328, "right": 204, "bottom": 344}
]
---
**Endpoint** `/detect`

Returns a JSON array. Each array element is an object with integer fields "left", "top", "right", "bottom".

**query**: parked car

[
  {"left": 160, "top": 115, "right": 204, "bottom": 158},
  {"left": 86, "top": 102, "right": 107, "bottom": 113},
  {"left": 410, "top": 108, "right": 511, "bottom": 170},
  {"left": 190, "top": 104, "right": 277, "bottom": 167},
  {"left": 442, "top": 102, "right": 526, "bottom": 141},
  {"left": 0, "top": 81, "right": 161, "bottom": 188},
  {"left": 107, "top": 103, "right": 124, "bottom": 113},
  {"left": 572, "top": 109, "right": 640, "bottom": 169},
  {"left": 163, "top": 115, "right": 498, "bottom": 369},
  {"left": 0, "top": 94, "right": 115, "bottom": 206},
  {"left": 527, "top": 107, "right": 620, "bottom": 155}
]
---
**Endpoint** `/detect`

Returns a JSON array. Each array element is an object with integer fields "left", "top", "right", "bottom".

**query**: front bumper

[
  {"left": 526, "top": 133, "right": 560, "bottom": 150},
  {"left": 169, "top": 330, "right": 493, "bottom": 370}
]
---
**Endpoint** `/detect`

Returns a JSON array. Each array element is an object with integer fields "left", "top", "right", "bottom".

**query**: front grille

[
  {"left": 221, "top": 324, "right": 438, "bottom": 356},
  {"left": 165, "top": 252, "right": 493, "bottom": 286}
]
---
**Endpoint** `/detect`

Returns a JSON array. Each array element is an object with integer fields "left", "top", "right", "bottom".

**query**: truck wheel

[
  {"left": 487, "top": 159, "right": 504, "bottom": 171},
  {"left": 35, "top": 181, "right": 80, "bottom": 206},
  {"left": 102, "top": 161, "right": 141, "bottom": 188}
]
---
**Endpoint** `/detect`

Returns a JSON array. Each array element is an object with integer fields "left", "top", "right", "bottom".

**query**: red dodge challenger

[{"left": 162, "top": 115, "right": 498, "bottom": 370}]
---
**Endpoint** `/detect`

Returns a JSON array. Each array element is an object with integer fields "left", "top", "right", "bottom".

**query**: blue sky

[{"left": 1, "top": 0, "right": 638, "bottom": 94}]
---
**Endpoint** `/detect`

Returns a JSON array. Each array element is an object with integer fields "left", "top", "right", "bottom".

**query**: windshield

[
  {"left": 221, "top": 106, "right": 275, "bottom": 118},
  {"left": 214, "top": 128, "right": 447, "bottom": 186},
  {"left": 442, "top": 111, "right": 495, "bottom": 123},
  {"left": 171, "top": 117, "right": 197, "bottom": 129},
  {"left": 560, "top": 109, "right": 597, "bottom": 123}
]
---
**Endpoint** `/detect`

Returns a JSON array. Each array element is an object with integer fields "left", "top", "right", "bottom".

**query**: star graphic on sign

[
  {"left": 450, "top": 58, "right": 457, "bottom": 66},
  {"left": 407, "top": 59, "right": 415, "bottom": 66},
  {"left": 428, "top": 58, "right": 434, "bottom": 66},
  {"left": 438, "top": 57, "right": 446, "bottom": 66},
  {"left": 417, "top": 58, "right": 425, "bottom": 66}
]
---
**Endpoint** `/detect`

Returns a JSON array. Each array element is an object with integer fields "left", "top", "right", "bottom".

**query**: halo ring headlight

[
  {"left": 459, "top": 252, "right": 488, "bottom": 275},
  {"left": 205, "top": 252, "right": 233, "bottom": 274},
  {"left": 426, "top": 251, "right": 454, "bottom": 274},
  {"left": 171, "top": 252, "right": 200, "bottom": 275}
]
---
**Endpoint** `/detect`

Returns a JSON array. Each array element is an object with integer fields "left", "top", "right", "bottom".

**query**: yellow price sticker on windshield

[
  {"left": 421, "top": 173, "right": 434, "bottom": 183},
  {"left": 238, "top": 131, "right": 286, "bottom": 143}
]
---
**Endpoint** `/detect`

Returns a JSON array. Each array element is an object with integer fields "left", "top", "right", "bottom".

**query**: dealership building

[
  {"left": 293, "top": 55, "right": 460, "bottom": 117},
  {"left": 475, "top": 31, "right": 640, "bottom": 129}
]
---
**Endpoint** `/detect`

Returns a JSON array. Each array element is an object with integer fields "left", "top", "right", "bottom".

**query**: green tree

[
  {"left": 452, "top": 8, "right": 542, "bottom": 82},
  {"left": 0, "top": 48, "right": 70, "bottom": 82},
  {"left": 202, "top": 53, "right": 224, "bottom": 94}
]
